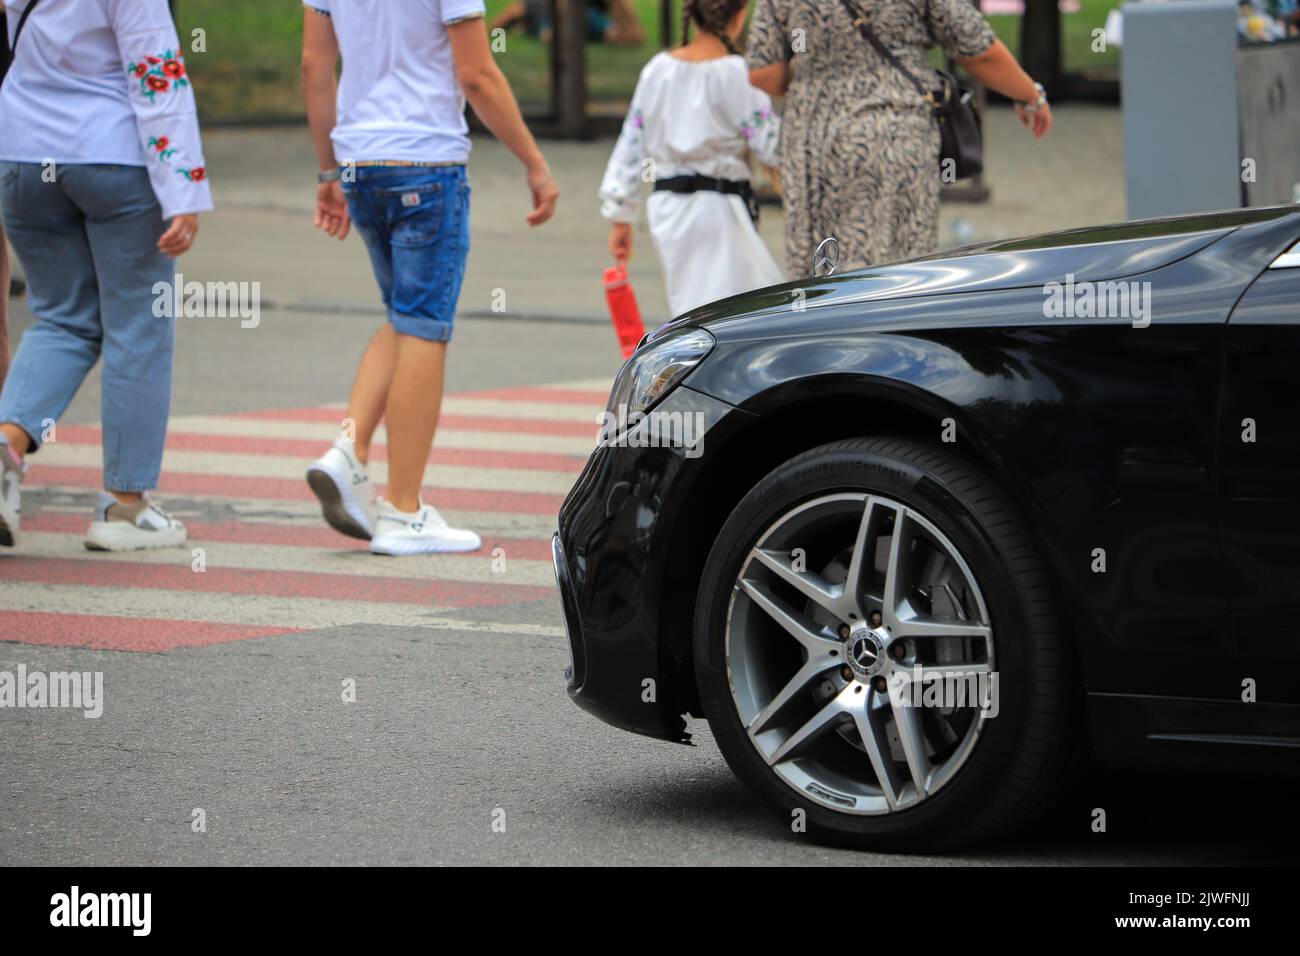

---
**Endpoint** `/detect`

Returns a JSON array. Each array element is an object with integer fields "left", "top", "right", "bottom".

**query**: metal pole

[
  {"left": 550, "top": 0, "right": 589, "bottom": 137},
  {"left": 1020, "top": 0, "right": 1062, "bottom": 94},
  {"left": 661, "top": 0, "right": 675, "bottom": 49}
]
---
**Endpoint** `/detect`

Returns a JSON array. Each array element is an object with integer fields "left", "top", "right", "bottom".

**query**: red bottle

[{"left": 603, "top": 264, "right": 646, "bottom": 359}]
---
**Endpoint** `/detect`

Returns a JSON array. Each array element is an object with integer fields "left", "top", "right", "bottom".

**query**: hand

[
  {"left": 314, "top": 181, "right": 351, "bottom": 240},
  {"left": 608, "top": 223, "right": 633, "bottom": 262},
  {"left": 526, "top": 164, "right": 559, "bottom": 227},
  {"left": 158, "top": 214, "right": 199, "bottom": 257},
  {"left": 1015, "top": 100, "right": 1052, "bottom": 139}
]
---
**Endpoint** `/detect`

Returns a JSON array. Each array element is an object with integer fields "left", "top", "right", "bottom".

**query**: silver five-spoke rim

[{"left": 725, "top": 493, "right": 995, "bottom": 815}]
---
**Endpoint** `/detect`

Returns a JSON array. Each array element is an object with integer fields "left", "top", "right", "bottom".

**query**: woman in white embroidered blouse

[
  {"left": 0, "top": 0, "right": 213, "bottom": 553},
  {"left": 598, "top": 0, "right": 783, "bottom": 319},
  {"left": 0, "top": 6, "right": 11, "bottom": 390}
]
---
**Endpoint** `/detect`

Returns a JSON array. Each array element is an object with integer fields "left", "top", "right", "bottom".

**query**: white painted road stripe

[
  {"left": 441, "top": 397, "right": 603, "bottom": 421},
  {"left": 16, "top": 530, "right": 558, "bottom": 587},
  {"left": 28, "top": 497, "right": 562, "bottom": 539},
  {"left": 36, "top": 445, "right": 580, "bottom": 495},
  {"left": 164, "top": 417, "right": 599, "bottom": 455}
]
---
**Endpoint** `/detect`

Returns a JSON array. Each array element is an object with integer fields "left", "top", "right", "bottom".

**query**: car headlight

[{"left": 605, "top": 329, "right": 715, "bottom": 423}]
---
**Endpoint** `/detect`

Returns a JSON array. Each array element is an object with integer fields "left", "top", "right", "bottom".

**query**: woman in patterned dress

[{"left": 747, "top": 0, "right": 1052, "bottom": 275}]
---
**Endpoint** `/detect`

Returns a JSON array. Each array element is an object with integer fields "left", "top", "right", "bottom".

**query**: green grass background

[{"left": 174, "top": 0, "right": 1119, "bottom": 121}]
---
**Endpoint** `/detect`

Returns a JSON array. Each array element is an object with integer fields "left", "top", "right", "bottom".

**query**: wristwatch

[
  {"left": 1021, "top": 82, "right": 1048, "bottom": 114},
  {"left": 317, "top": 168, "right": 342, "bottom": 183}
]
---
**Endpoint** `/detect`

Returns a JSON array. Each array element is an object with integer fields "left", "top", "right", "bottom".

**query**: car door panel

[{"left": 1220, "top": 259, "right": 1300, "bottom": 704}]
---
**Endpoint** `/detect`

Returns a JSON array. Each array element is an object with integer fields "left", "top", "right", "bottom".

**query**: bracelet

[
  {"left": 317, "top": 168, "right": 342, "bottom": 183},
  {"left": 1020, "top": 82, "right": 1048, "bottom": 114}
]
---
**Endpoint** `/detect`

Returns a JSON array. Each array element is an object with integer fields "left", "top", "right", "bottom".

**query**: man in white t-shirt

[{"left": 300, "top": 0, "right": 559, "bottom": 556}]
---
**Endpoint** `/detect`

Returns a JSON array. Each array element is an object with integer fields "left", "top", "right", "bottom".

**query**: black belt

[{"left": 653, "top": 174, "right": 759, "bottom": 225}]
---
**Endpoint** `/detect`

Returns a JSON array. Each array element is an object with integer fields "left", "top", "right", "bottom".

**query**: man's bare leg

[
  {"left": 305, "top": 322, "right": 393, "bottom": 541},
  {"left": 0, "top": 422, "right": 30, "bottom": 456},
  {"left": 343, "top": 323, "right": 397, "bottom": 464},
  {"left": 383, "top": 333, "right": 446, "bottom": 514}
]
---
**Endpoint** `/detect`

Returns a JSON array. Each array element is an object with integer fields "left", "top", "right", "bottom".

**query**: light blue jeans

[{"left": 0, "top": 162, "right": 174, "bottom": 491}]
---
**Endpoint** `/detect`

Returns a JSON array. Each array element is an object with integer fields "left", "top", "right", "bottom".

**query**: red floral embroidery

[
  {"left": 146, "top": 136, "right": 205, "bottom": 185},
  {"left": 127, "top": 49, "right": 190, "bottom": 102},
  {"left": 149, "top": 136, "right": 176, "bottom": 161}
]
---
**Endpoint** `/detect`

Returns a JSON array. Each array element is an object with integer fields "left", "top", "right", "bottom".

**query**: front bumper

[
  {"left": 551, "top": 531, "right": 585, "bottom": 689},
  {"left": 553, "top": 385, "right": 744, "bottom": 742}
]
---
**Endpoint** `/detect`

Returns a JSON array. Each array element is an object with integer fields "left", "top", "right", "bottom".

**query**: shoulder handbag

[
  {"left": 836, "top": 0, "right": 983, "bottom": 180},
  {"left": 2, "top": 0, "right": 44, "bottom": 88}
]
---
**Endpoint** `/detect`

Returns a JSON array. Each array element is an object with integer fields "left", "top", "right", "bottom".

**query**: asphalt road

[{"left": 2, "top": 293, "right": 1297, "bottom": 867}]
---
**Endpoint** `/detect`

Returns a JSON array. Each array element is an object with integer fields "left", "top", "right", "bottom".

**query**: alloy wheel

[{"left": 724, "top": 493, "right": 995, "bottom": 815}]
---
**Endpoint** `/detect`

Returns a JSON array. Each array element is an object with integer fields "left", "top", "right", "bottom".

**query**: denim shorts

[{"left": 342, "top": 164, "right": 470, "bottom": 343}]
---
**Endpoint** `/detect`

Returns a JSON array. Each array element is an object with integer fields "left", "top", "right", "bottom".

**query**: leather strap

[
  {"left": 2, "top": 0, "right": 44, "bottom": 87},
  {"left": 837, "top": 0, "right": 934, "bottom": 107}
]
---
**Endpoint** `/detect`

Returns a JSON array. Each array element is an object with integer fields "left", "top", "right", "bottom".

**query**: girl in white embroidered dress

[{"left": 598, "top": 0, "right": 783, "bottom": 318}]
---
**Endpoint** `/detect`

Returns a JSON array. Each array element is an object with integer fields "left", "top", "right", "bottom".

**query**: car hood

[{"left": 648, "top": 208, "right": 1287, "bottom": 343}]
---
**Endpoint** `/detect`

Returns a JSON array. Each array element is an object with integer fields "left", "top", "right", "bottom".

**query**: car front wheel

[{"left": 694, "top": 437, "right": 1077, "bottom": 851}]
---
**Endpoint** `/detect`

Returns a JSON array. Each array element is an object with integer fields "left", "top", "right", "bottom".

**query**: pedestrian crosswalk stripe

[
  {"left": 19, "top": 530, "right": 557, "bottom": 586},
  {"left": 55, "top": 425, "right": 589, "bottom": 472},
  {"left": 162, "top": 416, "right": 599, "bottom": 455},
  {"left": 36, "top": 445, "right": 580, "bottom": 494},
  {"left": 438, "top": 397, "right": 604, "bottom": 421},
  {"left": 0, "top": 379, "right": 603, "bottom": 652},
  {"left": 552, "top": 377, "right": 617, "bottom": 392},
  {"left": 4, "top": 555, "right": 552, "bottom": 609},
  {"left": 4, "top": 610, "right": 305, "bottom": 653},
  {"left": 463, "top": 386, "right": 612, "bottom": 404},
  {"left": 21, "top": 498, "right": 562, "bottom": 539},
  {"left": 24, "top": 467, "right": 566, "bottom": 515},
  {"left": 21, "top": 511, "right": 558, "bottom": 560},
  {"left": 3, "top": 605, "right": 562, "bottom": 652},
  {"left": 243, "top": 396, "right": 605, "bottom": 424},
  {"left": 237, "top": 407, "right": 600, "bottom": 439}
]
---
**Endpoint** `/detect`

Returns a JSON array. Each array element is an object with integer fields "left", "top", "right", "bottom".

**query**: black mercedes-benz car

[{"left": 553, "top": 206, "right": 1300, "bottom": 850}]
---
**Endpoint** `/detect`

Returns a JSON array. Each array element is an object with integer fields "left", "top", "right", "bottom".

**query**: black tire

[{"left": 693, "top": 437, "right": 1078, "bottom": 851}]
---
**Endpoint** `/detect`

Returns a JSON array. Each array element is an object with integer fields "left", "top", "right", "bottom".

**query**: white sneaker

[
  {"left": 369, "top": 498, "right": 482, "bottom": 556},
  {"left": 0, "top": 435, "right": 23, "bottom": 548},
  {"left": 84, "top": 492, "right": 187, "bottom": 552},
  {"left": 306, "top": 437, "right": 375, "bottom": 541}
]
